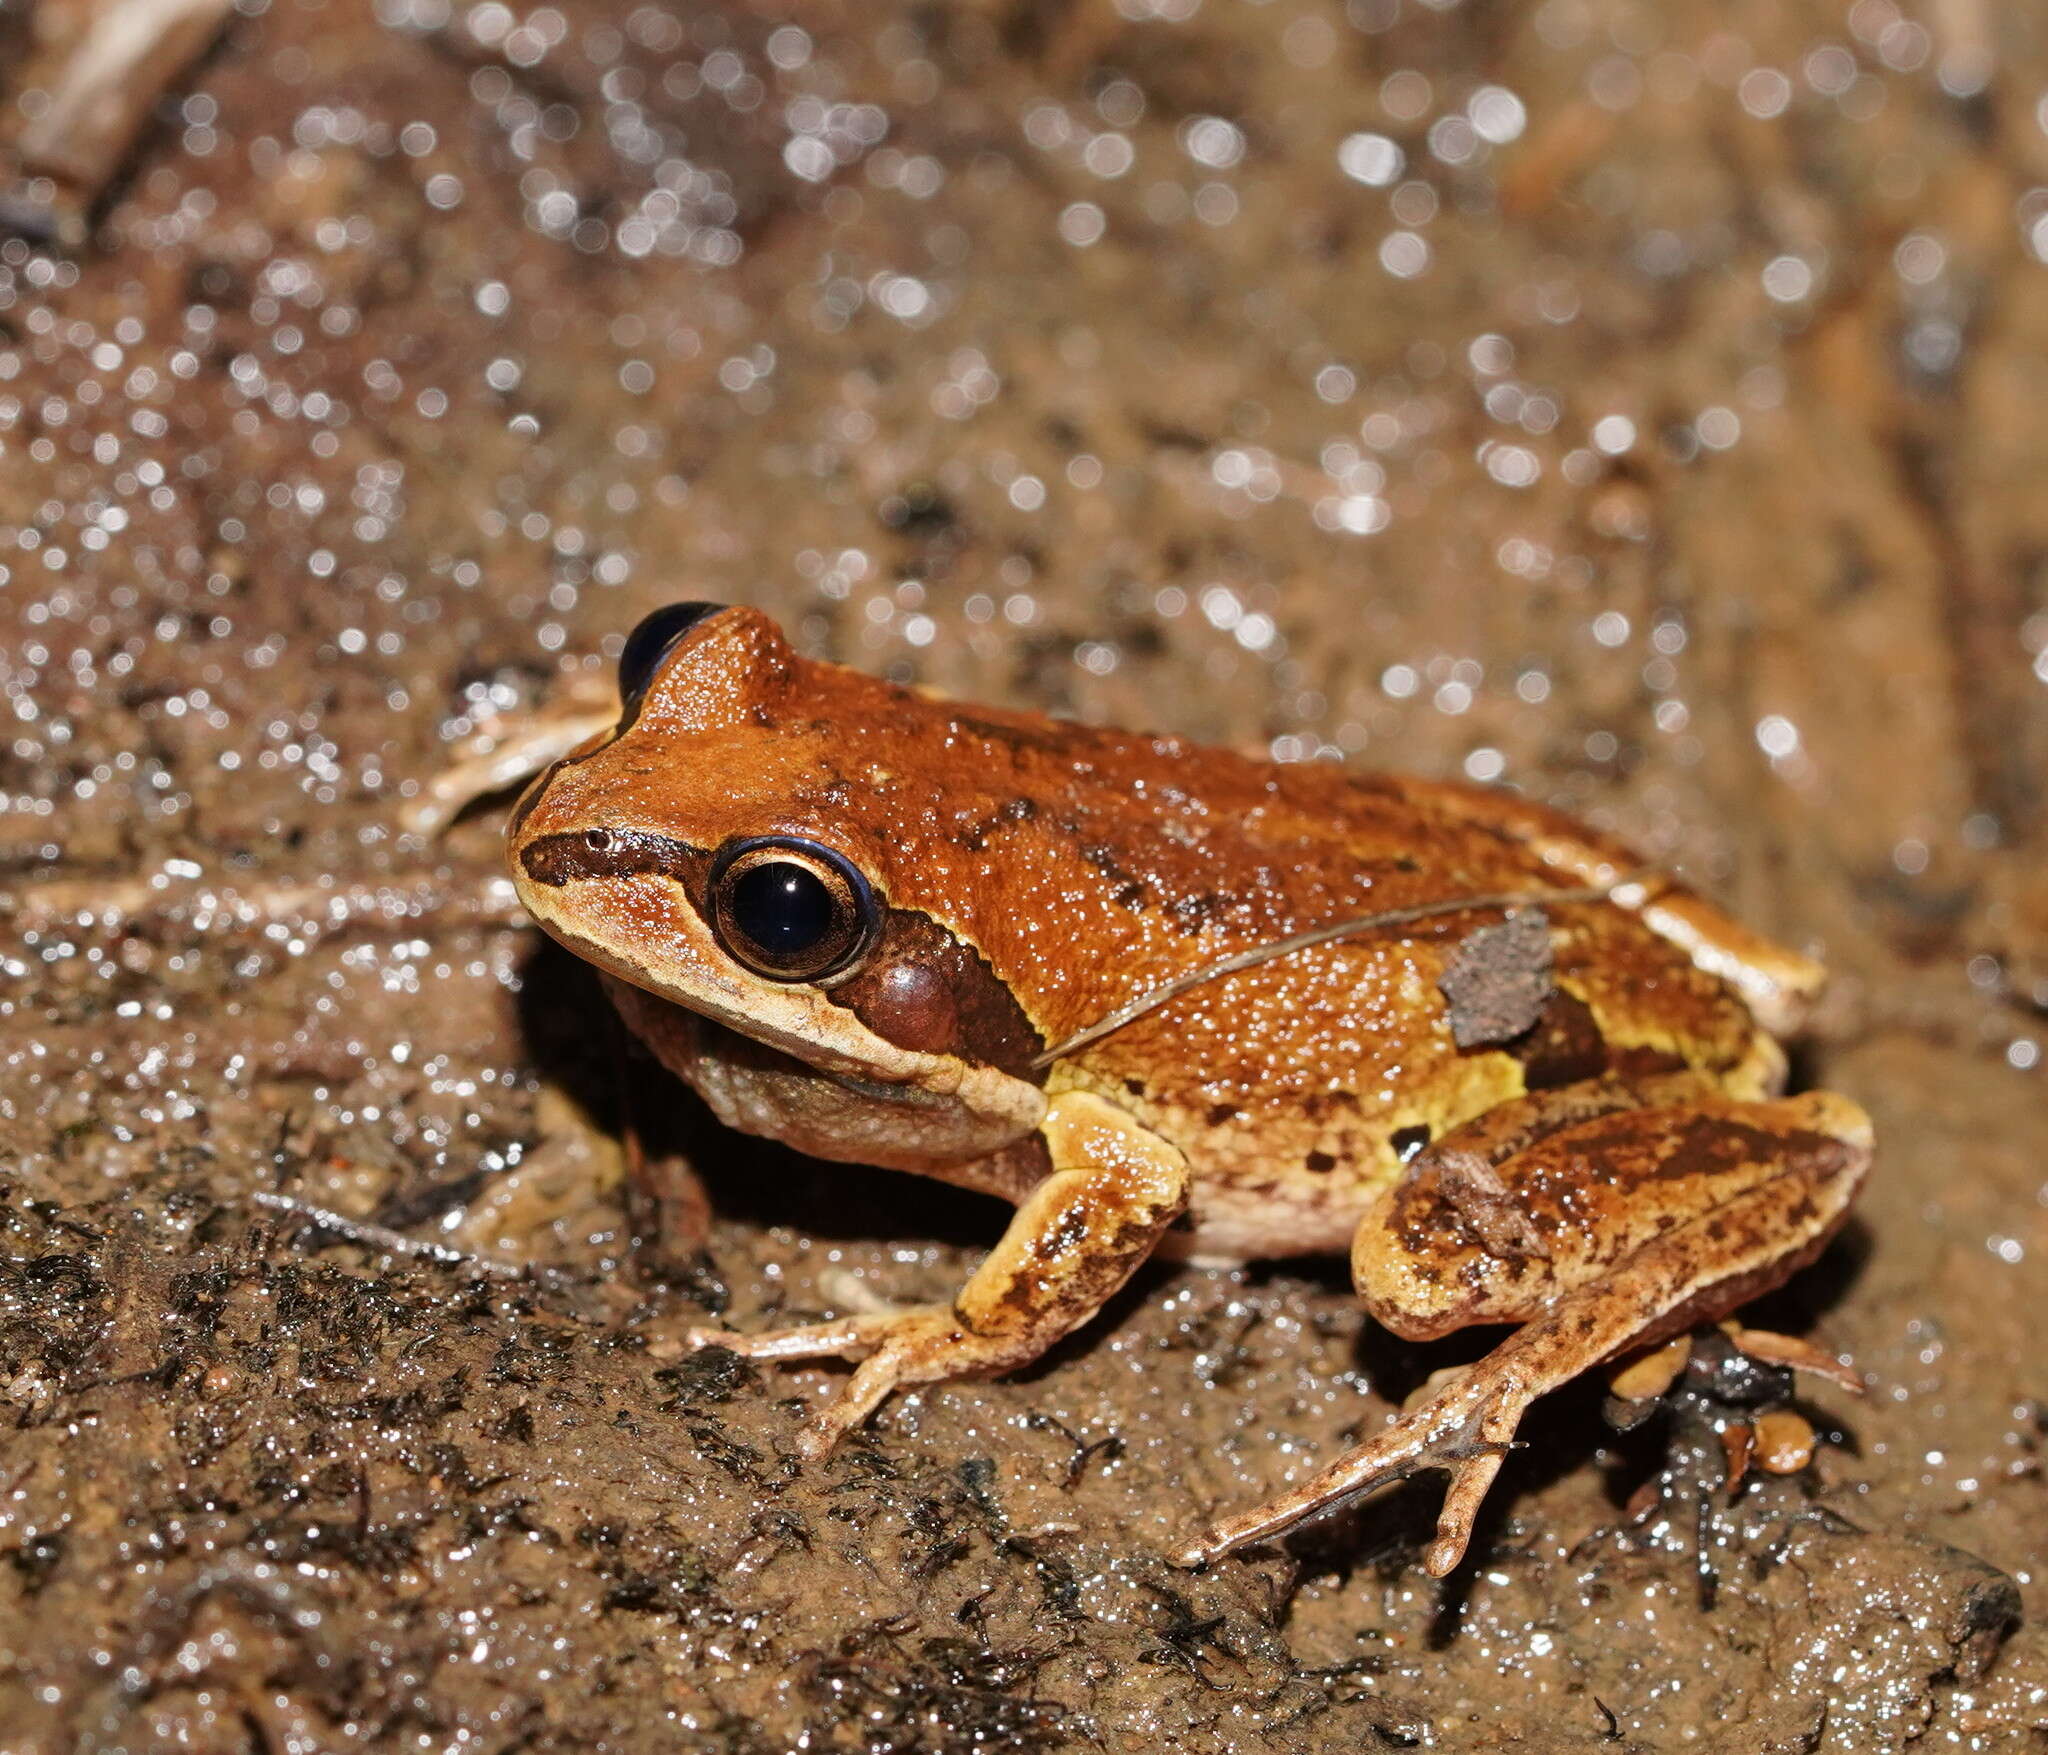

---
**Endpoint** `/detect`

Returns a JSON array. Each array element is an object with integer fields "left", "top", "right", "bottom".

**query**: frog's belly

[
  {"left": 1054, "top": 1046, "right": 1530, "bottom": 1263},
  {"left": 1161, "top": 1093, "right": 1440, "bottom": 1261},
  {"left": 1168, "top": 1167, "right": 1394, "bottom": 1262}
]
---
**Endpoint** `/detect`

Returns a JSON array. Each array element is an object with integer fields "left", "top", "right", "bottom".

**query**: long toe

[{"left": 1174, "top": 1368, "right": 1522, "bottom": 1568}]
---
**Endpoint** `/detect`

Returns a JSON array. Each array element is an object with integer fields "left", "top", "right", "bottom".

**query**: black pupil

[{"left": 729, "top": 860, "right": 836, "bottom": 959}]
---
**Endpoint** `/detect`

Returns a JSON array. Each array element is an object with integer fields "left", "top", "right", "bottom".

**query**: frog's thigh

[
  {"left": 1354, "top": 1082, "right": 1870, "bottom": 1341},
  {"left": 1179, "top": 1084, "right": 1871, "bottom": 1574},
  {"left": 712, "top": 1092, "right": 1189, "bottom": 1458}
]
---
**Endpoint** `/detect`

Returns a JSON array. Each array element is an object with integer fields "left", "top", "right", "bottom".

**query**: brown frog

[{"left": 504, "top": 602, "right": 1871, "bottom": 1572}]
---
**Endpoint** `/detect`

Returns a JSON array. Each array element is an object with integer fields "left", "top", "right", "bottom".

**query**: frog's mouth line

[
  {"left": 634, "top": 993, "right": 960, "bottom": 1119},
  {"left": 672, "top": 1001, "right": 945, "bottom": 1107}
]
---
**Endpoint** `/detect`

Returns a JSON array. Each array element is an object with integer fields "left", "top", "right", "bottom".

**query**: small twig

[
  {"left": 400, "top": 700, "right": 619, "bottom": 837},
  {"left": 249, "top": 1189, "right": 531, "bottom": 1281},
  {"left": 3, "top": 868, "right": 526, "bottom": 940}
]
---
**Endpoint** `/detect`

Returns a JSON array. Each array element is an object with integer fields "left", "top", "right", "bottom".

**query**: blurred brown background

[{"left": 2, "top": 1, "right": 2046, "bottom": 1748}]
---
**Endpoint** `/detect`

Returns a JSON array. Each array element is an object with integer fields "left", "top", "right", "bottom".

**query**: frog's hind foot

[
  {"left": 1171, "top": 1360, "right": 1526, "bottom": 1574},
  {"left": 1602, "top": 1325, "right": 1831, "bottom": 1614},
  {"left": 1175, "top": 1084, "right": 1870, "bottom": 1576}
]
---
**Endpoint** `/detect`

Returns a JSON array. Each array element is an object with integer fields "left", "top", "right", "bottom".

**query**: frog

[{"left": 502, "top": 601, "right": 1872, "bottom": 1574}]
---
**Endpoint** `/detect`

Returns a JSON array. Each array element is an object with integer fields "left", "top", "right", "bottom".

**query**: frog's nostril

[
  {"left": 520, "top": 828, "right": 624, "bottom": 887},
  {"left": 519, "top": 827, "right": 707, "bottom": 889}
]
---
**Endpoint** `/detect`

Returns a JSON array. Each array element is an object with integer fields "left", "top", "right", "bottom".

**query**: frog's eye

[
  {"left": 708, "top": 837, "right": 879, "bottom": 983},
  {"left": 617, "top": 601, "right": 726, "bottom": 715}
]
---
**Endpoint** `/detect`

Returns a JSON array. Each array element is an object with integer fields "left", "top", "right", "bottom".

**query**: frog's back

[
  {"left": 775, "top": 676, "right": 1788, "bottom": 1048},
  {"left": 741, "top": 653, "right": 1806, "bottom": 1254},
  {"left": 894, "top": 730, "right": 1789, "bottom": 1252}
]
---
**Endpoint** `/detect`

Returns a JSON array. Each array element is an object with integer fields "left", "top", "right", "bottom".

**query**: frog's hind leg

[
  {"left": 401, "top": 679, "right": 619, "bottom": 837},
  {"left": 1175, "top": 1077, "right": 1871, "bottom": 1575}
]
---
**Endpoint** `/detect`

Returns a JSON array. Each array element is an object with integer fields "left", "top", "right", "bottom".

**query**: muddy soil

[{"left": 3, "top": 1, "right": 2047, "bottom": 1749}]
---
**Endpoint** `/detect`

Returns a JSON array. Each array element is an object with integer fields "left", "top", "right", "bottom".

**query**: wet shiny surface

[{"left": 3, "top": 1, "right": 2047, "bottom": 1748}]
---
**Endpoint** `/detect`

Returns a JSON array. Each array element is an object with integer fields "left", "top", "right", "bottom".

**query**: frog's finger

[{"left": 792, "top": 1310, "right": 982, "bottom": 1461}]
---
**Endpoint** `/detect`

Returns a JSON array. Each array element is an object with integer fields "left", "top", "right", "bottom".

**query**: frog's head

[{"left": 505, "top": 603, "right": 1048, "bottom": 1163}]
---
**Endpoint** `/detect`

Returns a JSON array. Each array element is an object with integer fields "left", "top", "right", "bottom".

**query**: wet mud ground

[{"left": 3, "top": 0, "right": 2048, "bottom": 1748}]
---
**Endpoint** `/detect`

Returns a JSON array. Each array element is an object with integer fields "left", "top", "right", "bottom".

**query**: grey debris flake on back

[{"left": 1438, "top": 908, "right": 1556, "bottom": 1050}]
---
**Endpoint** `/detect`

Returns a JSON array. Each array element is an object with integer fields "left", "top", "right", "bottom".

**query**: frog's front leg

[
  {"left": 1178, "top": 1076, "right": 1871, "bottom": 1574},
  {"left": 690, "top": 1091, "right": 1190, "bottom": 1459}
]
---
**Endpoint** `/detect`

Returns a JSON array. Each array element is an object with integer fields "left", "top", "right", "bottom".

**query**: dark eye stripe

[{"left": 517, "top": 827, "right": 707, "bottom": 889}]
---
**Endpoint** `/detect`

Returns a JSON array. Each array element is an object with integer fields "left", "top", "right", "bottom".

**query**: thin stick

[
  {"left": 3, "top": 869, "right": 526, "bottom": 939},
  {"left": 250, "top": 1189, "right": 532, "bottom": 1281},
  {"left": 1031, "top": 876, "right": 1650, "bottom": 1069}
]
